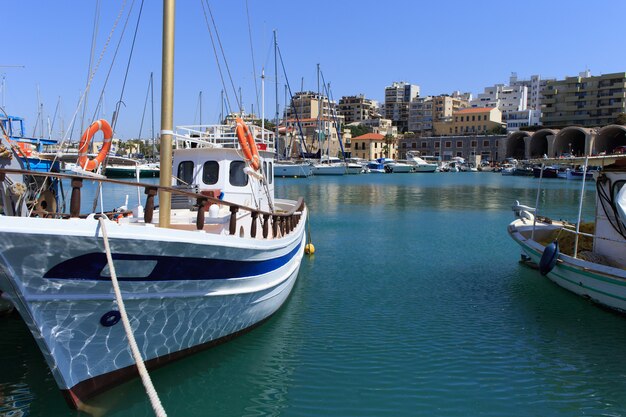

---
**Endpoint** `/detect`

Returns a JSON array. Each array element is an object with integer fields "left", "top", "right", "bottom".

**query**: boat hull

[
  {"left": 508, "top": 219, "right": 626, "bottom": 313},
  {"left": 0, "top": 213, "right": 306, "bottom": 407},
  {"left": 274, "top": 163, "right": 312, "bottom": 178},
  {"left": 312, "top": 164, "right": 345, "bottom": 175}
]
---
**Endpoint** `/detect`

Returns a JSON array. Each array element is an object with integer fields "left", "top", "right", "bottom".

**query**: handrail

[
  {"left": 0, "top": 168, "right": 306, "bottom": 237},
  {"left": 0, "top": 168, "right": 298, "bottom": 218}
]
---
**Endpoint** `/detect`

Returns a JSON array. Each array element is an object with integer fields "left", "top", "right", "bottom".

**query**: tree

[
  {"left": 383, "top": 134, "right": 395, "bottom": 157},
  {"left": 348, "top": 124, "right": 372, "bottom": 138}
]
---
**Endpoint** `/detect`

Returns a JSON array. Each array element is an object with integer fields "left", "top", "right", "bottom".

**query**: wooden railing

[{"left": 0, "top": 168, "right": 305, "bottom": 239}]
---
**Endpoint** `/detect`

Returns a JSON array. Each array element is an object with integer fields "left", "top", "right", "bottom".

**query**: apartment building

[
  {"left": 284, "top": 91, "right": 335, "bottom": 120},
  {"left": 408, "top": 94, "right": 470, "bottom": 134},
  {"left": 433, "top": 107, "right": 503, "bottom": 136},
  {"left": 541, "top": 71, "right": 626, "bottom": 127},
  {"left": 384, "top": 81, "right": 420, "bottom": 133},
  {"left": 337, "top": 95, "right": 379, "bottom": 124},
  {"left": 470, "top": 84, "right": 527, "bottom": 118},
  {"left": 509, "top": 73, "right": 554, "bottom": 111}
]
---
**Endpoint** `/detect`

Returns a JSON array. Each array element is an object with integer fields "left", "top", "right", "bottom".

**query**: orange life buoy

[
  {"left": 77, "top": 119, "right": 113, "bottom": 171},
  {"left": 235, "top": 117, "right": 260, "bottom": 171}
]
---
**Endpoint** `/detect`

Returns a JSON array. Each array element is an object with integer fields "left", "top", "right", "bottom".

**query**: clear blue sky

[{"left": 3, "top": 0, "right": 626, "bottom": 140}]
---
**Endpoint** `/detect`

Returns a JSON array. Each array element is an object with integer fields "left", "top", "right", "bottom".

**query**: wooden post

[
  {"left": 262, "top": 213, "right": 270, "bottom": 238},
  {"left": 70, "top": 178, "right": 83, "bottom": 217},
  {"left": 144, "top": 187, "right": 158, "bottom": 224},
  {"left": 250, "top": 211, "right": 259, "bottom": 238},
  {"left": 229, "top": 206, "right": 239, "bottom": 235},
  {"left": 271, "top": 215, "right": 278, "bottom": 237},
  {"left": 196, "top": 198, "right": 207, "bottom": 230}
]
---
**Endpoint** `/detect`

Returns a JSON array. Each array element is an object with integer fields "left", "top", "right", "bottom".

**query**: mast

[
  {"left": 274, "top": 30, "right": 279, "bottom": 158},
  {"left": 159, "top": 0, "right": 175, "bottom": 227}
]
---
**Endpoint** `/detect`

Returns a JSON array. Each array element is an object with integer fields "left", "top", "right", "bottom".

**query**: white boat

[
  {"left": 274, "top": 160, "right": 313, "bottom": 177},
  {"left": 508, "top": 156, "right": 626, "bottom": 313},
  {"left": 379, "top": 158, "right": 412, "bottom": 173},
  {"left": 313, "top": 156, "right": 346, "bottom": 175},
  {"left": 406, "top": 151, "right": 438, "bottom": 173},
  {"left": 566, "top": 167, "right": 595, "bottom": 180},
  {"left": 500, "top": 163, "right": 515, "bottom": 176},
  {"left": 366, "top": 159, "right": 386, "bottom": 173},
  {"left": 0, "top": 3, "right": 307, "bottom": 411}
]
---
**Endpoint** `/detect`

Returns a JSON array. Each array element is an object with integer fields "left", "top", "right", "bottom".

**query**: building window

[
  {"left": 483, "top": 140, "right": 489, "bottom": 147},
  {"left": 477, "top": 115, "right": 481, "bottom": 121},
  {"left": 471, "top": 141, "right": 477, "bottom": 147},
  {"left": 445, "top": 141, "right": 451, "bottom": 148},
  {"left": 472, "top": 115, "right": 475, "bottom": 121},
  {"left": 435, "top": 142, "right": 440, "bottom": 148},
  {"left": 412, "top": 142, "right": 417, "bottom": 148},
  {"left": 402, "top": 142, "right": 407, "bottom": 149},
  {"left": 456, "top": 141, "right": 463, "bottom": 148},
  {"left": 456, "top": 151, "right": 463, "bottom": 157},
  {"left": 421, "top": 141, "right": 427, "bottom": 148}
]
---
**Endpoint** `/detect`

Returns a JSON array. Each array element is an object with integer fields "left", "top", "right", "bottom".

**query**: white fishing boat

[
  {"left": 508, "top": 156, "right": 626, "bottom": 313},
  {"left": 273, "top": 160, "right": 313, "bottom": 178},
  {"left": 0, "top": 1, "right": 308, "bottom": 411},
  {"left": 406, "top": 151, "right": 438, "bottom": 173}
]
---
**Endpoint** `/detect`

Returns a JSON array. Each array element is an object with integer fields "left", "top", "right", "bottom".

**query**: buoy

[
  {"left": 305, "top": 243, "right": 315, "bottom": 255},
  {"left": 539, "top": 240, "right": 559, "bottom": 276}
]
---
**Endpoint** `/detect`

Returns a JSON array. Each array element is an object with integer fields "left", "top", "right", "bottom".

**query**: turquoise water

[{"left": 3, "top": 173, "right": 626, "bottom": 416}]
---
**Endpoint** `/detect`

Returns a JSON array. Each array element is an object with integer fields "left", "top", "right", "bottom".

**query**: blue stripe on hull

[{"left": 44, "top": 242, "right": 301, "bottom": 281}]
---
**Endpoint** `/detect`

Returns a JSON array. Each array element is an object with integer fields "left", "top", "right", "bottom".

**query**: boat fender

[
  {"left": 77, "top": 119, "right": 113, "bottom": 172},
  {"left": 539, "top": 240, "right": 559, "bottom": 276},
  {"left": 100, "top": 310, "right": 121, "bottom": 327}
]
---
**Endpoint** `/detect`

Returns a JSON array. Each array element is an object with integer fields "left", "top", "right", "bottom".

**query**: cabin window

[
  {"left": 202, "top": 161, "right": 219, "bottom": 185},
  {"left": 177, "top": 161, "right": 194, "bottom": 185},
  {"left": 263, "top": 161, "right": 268, "bottom": 181},
  {"left": 229, "top": 161, "right": 248, "bottom": 187}
]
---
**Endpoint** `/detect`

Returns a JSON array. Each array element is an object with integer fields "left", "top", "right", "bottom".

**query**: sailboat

[{"left": 0, "top": 0, "right": 308, "bottom": 410}]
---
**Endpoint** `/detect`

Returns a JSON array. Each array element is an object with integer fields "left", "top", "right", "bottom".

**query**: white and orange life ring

[
  {"left": 77, "top": 119, "right": 113, "bottom": 171},
  {"left": 235, "top": 117, "right": 260, "bottom": 171}
]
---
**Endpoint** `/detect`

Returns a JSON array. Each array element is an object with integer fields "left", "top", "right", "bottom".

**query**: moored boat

[
  {"left": 0, "top": 2, "right": 308, "bottom": 411},
  {"left": 406, "top": 151, "right": 438, "bottom": 173},
  {"left": 274, "top": 160, "right": 313, "bottom": 178},
  {"left": 508, "top": 156, "right": 626, "bottom": 313}
]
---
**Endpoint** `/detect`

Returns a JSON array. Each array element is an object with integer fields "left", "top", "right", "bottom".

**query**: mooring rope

[{"left": 98, "top": 217, "right": 167, "bottom": 417}]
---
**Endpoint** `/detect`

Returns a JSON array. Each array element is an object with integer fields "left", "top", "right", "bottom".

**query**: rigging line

[
  {"left": 89, "top": 0, "right": 139, "bottom": 213},
  {"left": 245, "top": 0, "right": 260, "bottom": 116},
  {"left": 200, "top": 0, "right": 233, "bottom": 114},
  {"left": 205, "top": 0, "right": 242, "bottom": 113},
  {"left": 82, "top": 0, "right": 127, "bottom": 134},
  {"left": 276, "top": 44, "right": 309, "bottom": 154},
  {"left": 320, "top": 72, "right": 345, "bottom": 157},
  {"left": 138, "top": 74, "right": 152, "bottom": 139},
  {"left": 81, "top": 0, "right": 101, "bottom": 135},
  {"left": 110, "top": 0, "right": 145, "bottom": 132}
]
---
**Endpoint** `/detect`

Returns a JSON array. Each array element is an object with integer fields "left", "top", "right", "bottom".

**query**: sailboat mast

[
  {"left": 159, "top": 0, "right": 175, "bottom": 227},
  {"left": 274, "top": 30, "right": 279, "bottom": 157}
]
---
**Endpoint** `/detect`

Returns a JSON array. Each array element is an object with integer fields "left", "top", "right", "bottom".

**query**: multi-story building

[
  {"left": 433, "top": 107, "right": 503, "bottom": 136},
  {"left": 470, "top": 84, "right": 527, "bottom": 119},
  {"left": 506, "top": 109, "right": 541, "bottom": 132},
  {"left": 337, "top": 95, "right": 379, "bottom": 124},
  {"left": 509, "top": 73, "right": 554, "bottom": 111},
  {"left": 541, "top": 71, "right": 626, "bottom": 127},
  {"left": 351, "top": 133, "right": 397, "bottom": 160},
  {"left": 409, "top": 94, "right": 470, "bottom": 134},
  {"left": 384, "top": 81, "right": 420, "bottom": 133},
  {"left": 284, "top": 91, "right": 335, "bottom": 120}
]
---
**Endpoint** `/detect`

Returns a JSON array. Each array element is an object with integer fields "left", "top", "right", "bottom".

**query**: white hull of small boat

[
  {"left": 508, "top": 218, "right": 626, "bottom": 312},
  {"left": 274, "top": 162, "right": 313, "bottom": 177},
  {"left": 313, "top": 163, "right": 346, "bottom": 175},
  {"left": 0, "top": 210, "right": 307, "bottom": 403}
]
